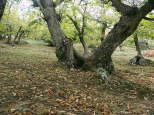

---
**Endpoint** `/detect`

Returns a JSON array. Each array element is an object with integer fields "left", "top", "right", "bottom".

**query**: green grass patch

[{"left": 26, "top": 40, "right": 48, "bottom": 46}]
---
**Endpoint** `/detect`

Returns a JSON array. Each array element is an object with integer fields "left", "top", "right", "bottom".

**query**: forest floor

[{"left": 0, "top": 41, "right": 154, "bottom": 115}]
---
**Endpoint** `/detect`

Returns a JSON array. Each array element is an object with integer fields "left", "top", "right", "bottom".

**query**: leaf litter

[{"left": 0, "top": 44, "right": 154, "bottom": 115}]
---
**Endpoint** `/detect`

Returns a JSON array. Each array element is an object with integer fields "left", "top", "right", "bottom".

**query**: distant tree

[
  {"left": 66, "top": 1, "right": 89, "bottom": 57},
  {"left": 129, "top": 12, "right": 154, "bottom": 65},
  {"left": 0, "top": 1, "right": 27, "bottom": 43},
  {"left": 13, "top": 26, "right": 26, "bottom": 44}
]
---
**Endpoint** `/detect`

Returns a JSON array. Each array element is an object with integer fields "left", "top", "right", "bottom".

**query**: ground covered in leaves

[{"left": 0, "top": 42, "right": 154, "bottom": 115}]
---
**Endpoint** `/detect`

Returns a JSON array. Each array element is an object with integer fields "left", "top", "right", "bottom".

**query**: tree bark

[
  {"left": 36, "top": 0, "right": 84, "bottom": 68},
  {"left": 17, "top": 30, "right": 24, "bottom": 44},
  {"left": 14, "top": 26, "right": 22, "bottom": 42},
  {"left": 92, "top": 15, "right": 144, "bottom": 74},
  {"left": 0, "top": 0, "right": 7, "bottom": 21},
  {"left": 91, "top": 1, "right": 154, "bottom": 74},
  {"left": 134, "top": 34, "right": 142, "bottom": 57},
  {"left": 129, "top": 33, "right": 153, "bottom": 66},
  {"left": 6, "top": 25, "right": 12, "bottom": 44},
  {"left": 80, "top": 7, "right": 89, "bottom": 57},
  {"left": 79, "top": 35, "right": 88, "bottom": 57},
  {"left": 34, "top": 0, "right": 154, "bottom": 74}
]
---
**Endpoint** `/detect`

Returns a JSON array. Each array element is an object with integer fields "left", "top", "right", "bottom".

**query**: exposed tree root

[{"left": 129, "top": 56, "right": 154, "bottom": 66}]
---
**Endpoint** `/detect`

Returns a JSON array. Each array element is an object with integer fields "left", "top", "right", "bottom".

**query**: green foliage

[
  {"left": 1, "top": 0, "right": 153, "bottom": 47},
  {"left": 61, "top": 18, "right": 76, "bottom": 39},
  {"left": 28, "top": 20, "right": 50, "bottom": 40},
  {"left": 0, "top": 0, "right": 51, "bottom": 42},
  {"left": 26, "top": 40, "right": 49, "bottom": 46},
  {"left": 137, "top": 18, "right": 154, "bottom": 40}
]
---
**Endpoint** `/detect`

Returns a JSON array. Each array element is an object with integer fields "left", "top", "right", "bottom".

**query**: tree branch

[
  {"left": 143, "top": 17, "right": 154, "bottom": 21},
  {"left": 81, "top": 4, "right": 87, "bottom": 37},
  {"left": 139, "top": 1, "right": 154, "bottom": 19},
  {"left": 67, "top": 15, "right": 81, "bottom": 34},
  {"left": 110, "top": 0, "right": 134, "bottom": 15}
]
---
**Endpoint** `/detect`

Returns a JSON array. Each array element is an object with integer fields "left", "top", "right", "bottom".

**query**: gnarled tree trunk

[
  {"left": 0, "top": 0, "right": 7, "bottom": 21},
  {"left": 92, "top": 13, "right": 149, "bottom": 73},
  {"left": 36, "top": 0, "right": 84, "bottom": 68},
  {"left": 34, "top": 0, "right": 154, "bottom": 74},
  {"left": 92, "top": 16, "right": 141, "bottom": 73}
]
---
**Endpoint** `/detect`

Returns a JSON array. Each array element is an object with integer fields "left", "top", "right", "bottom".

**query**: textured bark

[
  {"left": 90, "top": 1, "right": 154, "bottom": 74},
  {"left": 129, "top": 55, "right": 153, "bottom": 66},
  {"left": 134, "top": 34, "right": 142, "bottom": 57},
  {"left": 36, "top": 0, "right": 84, "bottom": 67},
  {"left": 34, "top": 0, "right": 154, "bottom": 74},
  {"left": 0, "top": 0, "right": 7, "bottom": 21},
  {"left": 92, "top": 15, "right": 141, "bottom": 73},
  {"left": 92, "top": 7, "right": 154, "bottom": 73}
]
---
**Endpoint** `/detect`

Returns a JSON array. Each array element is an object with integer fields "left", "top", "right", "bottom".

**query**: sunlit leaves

[{"left": 137, "top": 14, "right": 154, "bottom": 39}]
